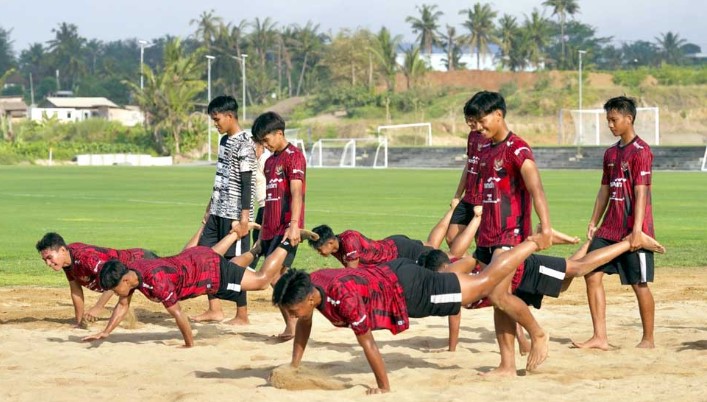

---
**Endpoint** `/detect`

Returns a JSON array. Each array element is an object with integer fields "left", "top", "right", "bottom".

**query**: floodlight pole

[
  {"left": 138, "top": 40, "right": 152, "bottom": 90},
  {"left": 231, "top": 54, "right": 247, "bottom": 121},
  {"left": 206, "top": 55, "right": 215, "bottom": 162},
  {"left": 578, "top": 50, "right": 587, "bottom": 149}
]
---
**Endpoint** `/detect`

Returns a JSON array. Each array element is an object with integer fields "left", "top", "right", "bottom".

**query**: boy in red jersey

[
  {"left": 251, "top": 111, "right": 307, "bottom": 340},
  {"left": 446, "top": 93, "right": 490, "bottom": 257},
  {"left": 573, "top": 96, "right": 658, "bottom": 350},
  {"left": 466, "top": 91, "right": 553, "bottom": 376},
  {"left": 35, "top": 232, "right": 158, "bottom": 327}
]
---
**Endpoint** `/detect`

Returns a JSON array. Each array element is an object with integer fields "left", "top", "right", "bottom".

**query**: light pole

[
  {"left": 578, "top": 50, "right": 587, "bottom": 148},
  {"left": 138, "top": 40, "right": 150, "bottom": 90},
  {"left": 231, "top": 54, "right": 247, "bottom": 121},
  {"left": 206, "top": 55, "right": 215, "bottom": 162}
]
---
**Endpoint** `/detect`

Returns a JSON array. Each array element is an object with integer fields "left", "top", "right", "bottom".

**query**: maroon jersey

[
  {"left": 128, "top": 246, "right": 221, "bottom": 308},
  {"left": 462, "top": 130, "right": 489, "bottom": 205},
  {"left": 477, "top": 132, "right": 534, "bottom": 247},
  {"left": 65, "top": 243, "right": 153, "bottom": 292},
  {"left": 311, "top": 265, "right": 409, "bottom": 335},
  {"left": 595, "top": 136, "right": 654, "bottom": 241},
  {"left": 262, "top": 143, "right": 306, "bottom": 240},
  {"left": 332, "top": 230, "right": 398, "bottom": 266}
]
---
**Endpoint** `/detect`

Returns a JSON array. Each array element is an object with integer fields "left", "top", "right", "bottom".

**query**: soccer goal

[
  {"left": 558, "top": 108, "right": 660, "bottom": 146},
  {"left": 309, "top": 138, "right": 388, "bottom": 168},
  {"left": 284, "top": 128, "right": 307, "bottom": 160},
  {"left": 377, "top": 122, "right": 432, "bottom": 146},
  {"left": 701, "top": 146, "right": 707, "bottom": 172}
]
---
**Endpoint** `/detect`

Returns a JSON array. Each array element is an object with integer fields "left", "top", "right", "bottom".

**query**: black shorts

[
  {"left": 450, "top": 200, "right": 478, "bottom": 226},
  {"left": 589, "top": 237, "right": 654, "bottom": 285},
  {"left": 388, "top": 235, "right": 432, "bottom": 262},
  {"left": 256, "top": 235, "right": 298, "bottom": 268},
  {"left": 212, "top": 256, "right": 247, "bottom": 302},
  {"left": 472, "top": 245, "right": 513, "bottom": 266},
  {"left": 198, "top": 215, "right": 251, "bottom": 259},
  {"left": 515, "top": 254, "right": 567, "bottom": 309},
  {"left": 386, "top": 258, "right": 461, "bottom": 318}
]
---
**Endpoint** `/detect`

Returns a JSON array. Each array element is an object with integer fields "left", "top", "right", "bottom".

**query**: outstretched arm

[
  {"left": 82, "top": 294, "right": 132, "bottom": 342},
  {"left": 165, "top": 302, "right": 194, "bottom": 347},
  {"left": 284, "top": 180, "right": 304, "bottom": 246},
  {"left": 356, "top": 330, "right": 390, "bottom": 394},
  {"left": 448, "top": 312, "right": 461, "bottom": 352},
  {"left": 588, "top": 184, "right": 610, "bottom": 240},
  {"left": 291, "top": 315, "right": 313, "bottom": 367},
  {"left": 521, "top": 160, "right": 552, "bottom": 250},
  {"left": 68, "top": 280, "right": 85, "bottom": 327},
  {"left": 84, "top": 290, "right": 115, "bottom": 323}
]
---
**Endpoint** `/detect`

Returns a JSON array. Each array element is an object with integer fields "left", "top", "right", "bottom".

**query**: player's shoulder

[{"left": 631, "top": 136, "right": 652, "bottom": 152}]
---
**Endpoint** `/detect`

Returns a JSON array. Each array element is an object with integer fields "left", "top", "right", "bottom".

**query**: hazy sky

[{"left": 1, "top": 0, "right": 705, "bottom": 53}]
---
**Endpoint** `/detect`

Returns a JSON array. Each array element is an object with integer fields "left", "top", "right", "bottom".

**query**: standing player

[
  {"left": 251, "top": 111, "right": 307, "bottom": 341},
  {"left": 446, "top": 93, "right": 489, "bottom": 257},
  {"left": 250, "top": 142, "right": 271, "bottom": 268},
  {"left": 193, "top": 95, "right": 257, "bottom": 326},
  {"left": 466, "top": 91, "right": 553, "bottom": 376},
  {"left": 573, "top": 96, "right": 657, "bottom": 350},
  {"left": 35, "top": 232, "right": 158, "bottom": 327}
]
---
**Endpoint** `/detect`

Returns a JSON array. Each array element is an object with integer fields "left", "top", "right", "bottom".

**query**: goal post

[
  {"left": 377, "top": 122, "right": 432, "bottom": 146},
  {"left": 309, "top": 138, "right": 388, "bottom": 168},
  {"left": 558, "top": 107, "right": 660, "bottom": 146},
  {"left": 701, "top": 146, "right": 707, "bottom": 172}
]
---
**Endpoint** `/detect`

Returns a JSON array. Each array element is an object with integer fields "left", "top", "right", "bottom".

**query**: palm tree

[
  {"left": 369, "top": 27, "right": 402, "bottom": 92},
  {"left": 440, "top": 25, "right": 463, "bottom": 71},
  {"left": 47, "top": 22, "right": 87, "bottom": 90},
  {"left": 495, "top": 14, "right": 518, "bottom": 69},
  {"left": 190, "top": 10, "right": 223, "bottom": 50},
  {"left": 401, "top": 46, "right": 428, "bottom": 90},
  {"left": 293, "top": 21, "right": 324, "bottom": 96},
  {"left": 521, "top": 9, "right": 552, "bottom": 69},
  {"left": 405, "top": 4, "right": 443, "bottom": 55},
  {"left": 278, "top": 26, "right": 297, "bottom": 97},
  {"left": 542, "top": 0, "right": 580, "bottom": 69},
  {"left": 655, "top": 31, "right": 687, "bottom": 65},
  {"left": 459, "top": 2, "right": 498, "bottom": 70},
  {"left": 250, "top": 17, "right": 278, "bottom": 68},
  {"left": 0, "top": 27, "right": 15, "bottom": 76}
]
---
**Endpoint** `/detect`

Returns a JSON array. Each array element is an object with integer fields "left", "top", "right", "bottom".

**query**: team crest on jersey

[
  {"left": 477, "top": 143, "right": 483, "bottom": 151},
  {"left": 621, "top": 161, "right": 629, "bottom": 172},
  {"left": 275, "top": 164, "right": 284, "bottom": 176},
  {"left": 79, "top": 276, "right": 90, "bottom": 283},
  {"left": 494, "top": 158, "right": 504, "bottom": 171}
]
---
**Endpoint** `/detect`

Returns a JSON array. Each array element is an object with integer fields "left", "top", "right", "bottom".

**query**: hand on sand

[{"left": 82, "top": 331, "right": 108, "bottom": 342}]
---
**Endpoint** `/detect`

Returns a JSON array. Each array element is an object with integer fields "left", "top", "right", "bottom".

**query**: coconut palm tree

[
  {"left": 293, "top": 21, "right": 324, "bottom": 96},
  {"left": 401, "top": 46, "right": 428, "bottom": 89},
  {"left": 495, "top": 14, "right": 518, "bottom": 69},
  {"left": 655, "top": 31, "right": 687, "bottom": 65},
  {"left": 190, "top": 10, "right": 223, "bottom": 50},
  {"left": 542, "top": 0, "right": 580, "bottom": 68},
  {"left": 405, "top": 4, "right": 443, "bottom": 55},
  {"left": 441, "top": 25, "right": 464, "bottom": 71},
  {"left": 369, "top": 27, "right": 402, "bottom": 92},
  {"left": 47, "top": 22, "right": 87, "bottom": 90},
  {"left": 521, "top": 9, "right": 552, "bottom": 69},
  {"left": 459, "top": 2, "right": 498, "bottom": 70}
]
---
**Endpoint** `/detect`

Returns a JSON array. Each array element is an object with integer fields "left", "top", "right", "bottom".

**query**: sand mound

[{"left": 269, "top": 364, "right": 350, "bottom": 390}]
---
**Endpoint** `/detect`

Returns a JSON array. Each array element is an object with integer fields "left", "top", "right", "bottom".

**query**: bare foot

[
  {"left": 274, "top": 332, "right": 295, "bottom": 342},
  {"left": 639, "top": 233, "right": 666, "bottom": 254},
  {"left": 526, "top": 331, "right": 549, "bottom": 371},
  {"left": 299, "top": 229, "right": 319, "bottom": 242},
  {"left": 224, "top": 316, "right": 250, "bottom": 325},
  {"left": 636, "top": 339, "right": 655, "bottom": 348},
  {"left": 518, "top": 340, "right": 531, "bottom": 356},
  {"left": 190, "top": 310, "right": 224, "bottom": 322},
  {"left": 550, "top": 228, "right": 580, "bottom": 245},
  {"left": 570, "top": 336, "right": 610, "bottom": 351},
  {"left": 479, "top": 366, "right": 517, "bottom": 378}
]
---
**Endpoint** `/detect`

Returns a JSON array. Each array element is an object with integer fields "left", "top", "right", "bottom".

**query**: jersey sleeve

[
  {"left": 331, "top": 285, "right": 371, "bottom": 335},
  {"left": 601, "top": 149, "right": 611, "bottom": 185},
  {"left": 237, "top": 137, "right": 257, "bottom": 173},
  {"left": 284, "top": 148, "right": 306, "bottom": 182},
  {"left": 152, "top": 272, "right": 179, "bottom": 308},
  {"left": 509, "top": 138, "right": 535, "bottom": 170},
  {"left": 340, "top": 232, "right": 361, "bottom": 262},
  {"left": 631, "top": 148, "right": 653, "bottom": 186}
]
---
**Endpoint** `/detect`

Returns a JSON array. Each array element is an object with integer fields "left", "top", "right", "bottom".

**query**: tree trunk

[{"left": 296, "top": 52, "right": 308, "bottom": 97}]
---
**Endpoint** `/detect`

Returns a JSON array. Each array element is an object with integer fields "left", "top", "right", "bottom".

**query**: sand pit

[{"left": 0, "top": 266, "right": 705, "bottom": 401}]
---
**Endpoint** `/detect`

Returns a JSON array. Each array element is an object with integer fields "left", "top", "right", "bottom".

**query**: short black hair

[
  {"left": 272, "top": 269, "right": 313, "bottom": 307},
  {"left": 604, "top": 96, "right": 637, "bottom": 124},
  {"left": 36, "top": 232, "right": 66, "bottom": 252},
  {"left": 207, "top": 95, "right": 239, "bottom": 117},
  {"left": 251, "top": 112, "right": 286, "bottom": 143},
  {"left": 463, "top": 91, "right": 486, "bottom": 118},
  {"left": 309, "top": 225, "right": 336, "bottom": 249},
  {"left": 466, "top": 90, "right": 506, "bottom": 119},
  {"left": 416, "top": 249, "right": 450, "bottom": 272},
  {"left": 100, "top": 260, "right": 129, "bottom": 290}
]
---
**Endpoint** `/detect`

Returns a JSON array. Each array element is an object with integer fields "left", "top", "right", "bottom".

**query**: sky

[{"left": 1, "top": 0, "right": 705, "bottom": 54}]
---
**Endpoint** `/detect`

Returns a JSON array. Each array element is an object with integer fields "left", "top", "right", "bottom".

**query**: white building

[{"left": 29, "top": 97, "right": 145, "bottom": 126}]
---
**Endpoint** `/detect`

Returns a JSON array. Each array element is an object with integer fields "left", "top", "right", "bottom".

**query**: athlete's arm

[
  {"left": 448, "top": 312, "right": 461, "bottom": 352},
  {"left": 627, "top": 184, "right": 649, "bottom": 251},
  {"left": 165, "top": 301, "right": 194, "bottom": 347},
  {"left": 291, "top": 314, "right": 313, "bottom": 367},
  {"left": 68, "top": 280, "right": 85, "bottom": 327},
  {"left": 452, "top": 164, "right": 468, "bottom": 205},
  {"left": 521, "top": 159, "right": 552, "bottom": 250},
  {"left": 84, "top": 290, "right": 114, "bottom": 323},
  {"left": 356, "top": 330, "right": 390, "bottom": 394},
  {"left": 284, "top": 179, "right": 304, "bottom": 246},
  {"left": 588, "top": 184, "right": 610, "bottom": 240},
  {"left": 82, "top": 294, "right": 132, "bottom": 342}
]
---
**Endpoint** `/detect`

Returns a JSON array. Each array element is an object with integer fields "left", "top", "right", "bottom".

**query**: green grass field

[{"left": 1, "top": 166, "right": 705, "bottom": 287}]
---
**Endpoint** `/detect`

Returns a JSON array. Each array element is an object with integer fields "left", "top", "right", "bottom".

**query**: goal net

[
  {"left": 309, "top": 138, "right": 388, "bottom": 168},
  {"left": 559, "top": 108, "right": 660, "bottom": 146},
  {"left": 284, "top": 128, "right": 307, "bottom": 160},
  {"left": 377, "top": 123, "right": 432, "bottom": 146}
]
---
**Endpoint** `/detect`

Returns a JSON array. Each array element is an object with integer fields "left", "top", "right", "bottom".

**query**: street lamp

[
  {"left": 138, "top": 40, "right": 151, "bottom": 90},
  {"left": 231, "top": 54, "right": 248, "bottom": 121},
  {"left": 578, "top": 50, "right": 587, "bottom": 148},
  {"left": 206, "top": 55, "right": 215, "bottom": 162}
]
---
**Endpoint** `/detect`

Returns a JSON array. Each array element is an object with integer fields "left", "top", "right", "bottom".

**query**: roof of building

[
  {"left": 45, "top": 97, "right": 119, "bottom": 109},
  {"left": 0, "top": 96, "right": 28, "bottom": 111}
]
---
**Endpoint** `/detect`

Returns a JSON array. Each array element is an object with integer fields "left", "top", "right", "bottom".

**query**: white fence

[{"left": 76, "top": 154, "right": 173, "bottom": 166}]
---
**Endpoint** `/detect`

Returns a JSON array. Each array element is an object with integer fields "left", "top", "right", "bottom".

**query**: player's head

[
  {"left": 463, "top": 91, "right": 485, "bottom": 131},
  {"left": 100, "top": 260, "right": 135, "bottom": 296},
  {"left": 36, "top": 232, "right": 71, "bottom": 271},
  {"left": 208, "top": 95, "right": 239, "bottom": 134},
  {"left": 272, "top": 269, "right": 316, "bottom": 319},
  {"left": 466, "top": 91, "right": 507, "bottom": 139},
  {"left": 308, "top": 225, "right": 338, "bottom": 257},
  {"left": 252, "top": 111, "right": 286, "bottom": 152},
  {"left": 416, "top": 249, "right": 450, "bottom": 272},
  {"left": 604, "top": 96, "right": 637, "bottom": 136}
]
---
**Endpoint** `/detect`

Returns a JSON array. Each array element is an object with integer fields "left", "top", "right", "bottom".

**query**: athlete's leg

[
  {"left": 425, "top": 206, "right": 457, "bottom": 249},
  {"left": 571, "top": 270, "right": 609, "bottom": 350},
  {"left": 633, "top": 283, "right": 655, "bottom": 348},
  {"left": 448, "top": 206, "right": 482, "bottom": 258},
  {"left": 481, "top": 308, "right": 517, "bottom": 377}
]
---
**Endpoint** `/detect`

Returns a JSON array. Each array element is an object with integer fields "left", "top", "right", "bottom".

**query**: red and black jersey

[
  {"left": 262, "top": 143, "right": 306, "bottom": 240},
  {"left": 129, "top": 246, "right": 221, "bottom": 308},
  {"left": 332, "top": 230, "right": 398, "bottom": 266},
  {"left": 65, "top": 243, "right": 154, "bottom": 292},
  {"left": 477, "top": 132, "right": 534, "bottom": 247},
  {"left": 595, "top": 136, "right": 654, "bottom": 241},
  {"left": 311, "top": 265, "right": 409, "bottom": 335},
  {"left": 462, "top": 130, "right": 489, "bottom": 205}
]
